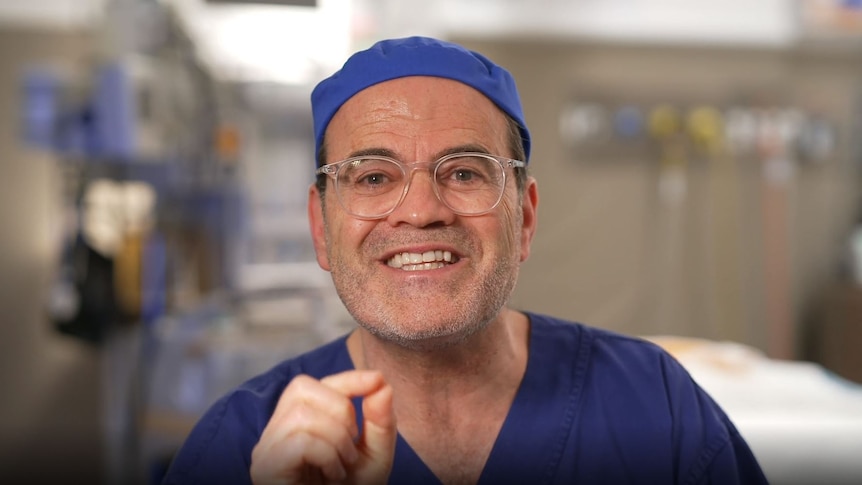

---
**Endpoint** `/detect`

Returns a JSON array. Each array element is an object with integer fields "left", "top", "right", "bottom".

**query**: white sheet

[{"left": 647, "top": 336, "right": 862, "bottom": 485}]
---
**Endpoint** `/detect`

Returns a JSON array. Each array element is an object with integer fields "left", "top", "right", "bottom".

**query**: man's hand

[{"left": 250, "top": 370, "right": 396, "bottom": 485}]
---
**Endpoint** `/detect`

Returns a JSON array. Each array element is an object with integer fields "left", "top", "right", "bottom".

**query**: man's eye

[
  {"left": 359, "top": 172, "right": 388, "bottom": 185},
  {"left": 453, "top": 169, "right": 478, "bottom": 182},
  {"left": 440, "top": 163, "right": 489, "bottom": 186}
]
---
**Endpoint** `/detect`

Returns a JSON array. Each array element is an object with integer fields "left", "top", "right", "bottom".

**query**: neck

[{"left": 347, "top": 307, "right": 530, "bottom": 423}]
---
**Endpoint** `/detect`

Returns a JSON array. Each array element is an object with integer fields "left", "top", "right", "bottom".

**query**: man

[{"left": 163, "top": 36, "right": 768, "bottom": 484}]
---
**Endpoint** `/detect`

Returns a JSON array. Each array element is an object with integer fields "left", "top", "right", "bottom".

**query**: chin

[{"left": 355, "top": 311, "right": 491, "bottom": 351}]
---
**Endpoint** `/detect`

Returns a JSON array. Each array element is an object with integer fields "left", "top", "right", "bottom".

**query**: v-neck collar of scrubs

[{"left": 347, "top": 313, "right": 590, "bottom": 484}]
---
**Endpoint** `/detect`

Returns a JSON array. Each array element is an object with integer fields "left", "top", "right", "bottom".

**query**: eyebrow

[
  {"left": 345, "top": 147, "right": 398, "bottom": 159},
  {"left": 344, "top": 144, "right": 492, "bottom": 162},
  {"left": 434, "top": 144, "right": 492, "bottom": 159}
]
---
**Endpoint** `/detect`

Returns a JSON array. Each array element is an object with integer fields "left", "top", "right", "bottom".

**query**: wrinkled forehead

[{"left": 324, "top": 77, "right": 512, "bottom": 160}]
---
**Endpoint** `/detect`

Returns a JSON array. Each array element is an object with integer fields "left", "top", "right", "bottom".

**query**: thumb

[{"left": 359, "top": 382, "right": 396, "bottom": 470}]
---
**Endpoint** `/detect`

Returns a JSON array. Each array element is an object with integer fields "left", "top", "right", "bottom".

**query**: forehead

[{"left": 325, "top": 76, "right": 510, "bottom": 159}]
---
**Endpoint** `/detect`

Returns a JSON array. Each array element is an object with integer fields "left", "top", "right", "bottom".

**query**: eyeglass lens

[{"left": 335, "top": 154, "right": 507, "bottom": 218}]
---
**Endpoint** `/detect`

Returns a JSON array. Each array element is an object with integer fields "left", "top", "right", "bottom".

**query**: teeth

[{"left": 387, "top": 250, "right": 454, "bottom": 270}]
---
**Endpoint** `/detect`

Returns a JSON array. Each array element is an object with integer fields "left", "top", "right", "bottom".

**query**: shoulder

[
  {"left": 161, "top": 335, "right": 353, "bottom": 485},
  {"left": 526, "top": 311, "right": 673, "bottom": 370},
  {"left": 525, "top": 312, "right": 767, "bottom": 483},
  {"left": 525, "top": 312, "right": 699, "bottom": 417},
  {"left": 528, "top": 311, "right": 715, "bottom": 411}
]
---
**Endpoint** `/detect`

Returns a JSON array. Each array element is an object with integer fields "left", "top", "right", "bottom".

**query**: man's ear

[
  {"left": 519, "top": 177, "right": 539, "bottom": 263},
  {"left": 308, "top": 183, "right": 331, "bottom": 271}
]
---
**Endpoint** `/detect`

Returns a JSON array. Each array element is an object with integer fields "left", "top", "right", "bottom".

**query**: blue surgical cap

[{"left": 310, "top": 36, "right": 531, "bottom": 165}]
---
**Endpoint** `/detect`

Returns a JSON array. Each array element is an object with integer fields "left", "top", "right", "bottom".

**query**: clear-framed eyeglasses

[{"left": 315, "top": 152, "right": 526, "bottom": 220}]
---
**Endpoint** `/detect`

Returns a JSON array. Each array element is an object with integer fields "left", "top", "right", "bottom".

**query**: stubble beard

[{"left": 325, "top": 226, "right": 521, "bottom": 351}]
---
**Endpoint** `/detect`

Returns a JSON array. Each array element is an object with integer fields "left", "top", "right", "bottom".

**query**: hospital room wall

[
  {"left": 0, "top": 27, "right": 859, "bottom": 485},
  {"left": 0, "top": 27, "right": 103, "bottom": 482},
  {"left": 461, "top": 38, "right": 862, "bottom": 365}
]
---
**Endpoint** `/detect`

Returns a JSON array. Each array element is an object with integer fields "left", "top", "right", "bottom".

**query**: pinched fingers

[
  {"left": 268, "top": 371, "right": 385, "bottom": 430},
  {"left": 253, "top": 377, "right": 359, "bottom": 480},
  {"left": 250, "top": 371, "right": 389, "bottom": 484}
]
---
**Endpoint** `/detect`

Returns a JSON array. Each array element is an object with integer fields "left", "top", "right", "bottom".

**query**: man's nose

[{"left": 386, "top": 169, "right": 456, "bottom": 227}]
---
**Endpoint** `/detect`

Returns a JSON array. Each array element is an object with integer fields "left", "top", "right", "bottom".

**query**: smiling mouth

[{"left": 386, "top": 250, "right": 456, "bottom": 271}]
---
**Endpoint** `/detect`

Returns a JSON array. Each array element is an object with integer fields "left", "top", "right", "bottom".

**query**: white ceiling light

[
  {"left": 0, "top": 0, "right": 108, "bottom": 29},
  {"left": 169, "top": 0, "right": 353, "bottom": 85}
]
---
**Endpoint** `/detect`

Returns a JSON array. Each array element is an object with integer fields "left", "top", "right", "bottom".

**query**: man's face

[{"left": 309, "top": 76, "right": 538, "bottom": 349}]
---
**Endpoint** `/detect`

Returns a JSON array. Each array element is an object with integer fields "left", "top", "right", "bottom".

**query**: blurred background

[{"left": 1, "top": 0, "right": 862, "bottom": 483}]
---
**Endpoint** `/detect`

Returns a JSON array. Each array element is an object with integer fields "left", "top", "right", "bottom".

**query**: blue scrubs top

[{"left": 162, "top": 313, "right": 768, "bottom": 484}]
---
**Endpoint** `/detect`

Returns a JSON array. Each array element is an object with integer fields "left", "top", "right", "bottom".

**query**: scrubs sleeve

[
  {"left": 694, "top": 423, "right": 769, "bottom": 485},
  {"left": 659, "top": 351, "right": 768, "bottom": 485},
  {"left": 161, "top": 385, "right": 279, "bottom": 485}
]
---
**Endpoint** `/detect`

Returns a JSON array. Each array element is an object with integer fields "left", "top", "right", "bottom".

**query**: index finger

[
  {"left": 321, "top": 370, "right": 386, "bottom": 396},
  {"left": 270, "top": 370, "right": 386, "bottom": 421}
]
